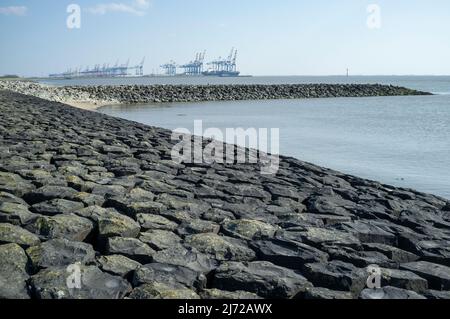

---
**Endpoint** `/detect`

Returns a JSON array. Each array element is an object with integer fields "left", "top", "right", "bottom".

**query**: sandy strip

[{"left": 63, "top": 99, "right": 118, "bottom": 111}]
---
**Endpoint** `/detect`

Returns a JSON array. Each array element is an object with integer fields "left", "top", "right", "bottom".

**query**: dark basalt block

[
  {"left": 30, "top": 265, "right": 132, "bottom": 299},
  {"left": 302, "top": 260, "right": 367, "bottom": 295},
  {"left": 213, "top": 261, "right": 313, "bottom": 299},
  {"left": 26, "top": 238, "right": 96, "bottom": 269},
  {"left": 133, "top": 263, "right": 207, "bottom": 290},
  {"left": 360, "top": 286, "right": 426, "bottom": 300},
  {"left": 400, "top": 261, "right": 450, "bottom": 291}
]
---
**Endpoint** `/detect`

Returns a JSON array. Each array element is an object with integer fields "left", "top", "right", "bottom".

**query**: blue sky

[{"left": 1, "top": 0, "right": 450, "bottom": 76}]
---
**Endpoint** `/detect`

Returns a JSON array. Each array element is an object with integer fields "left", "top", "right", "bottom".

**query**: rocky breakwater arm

[
  {"left": 0, "top": 80, "right": 431, "bottom": 109},
  {"left": 1, "top": 90, "right": 449, "bottom": 300}
]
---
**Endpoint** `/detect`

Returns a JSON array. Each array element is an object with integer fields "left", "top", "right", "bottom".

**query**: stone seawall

[
  {"left": 1, "top": 91, "right": 449, "bottom": 300},
  {"left": 0, "top": 80, "right": 431, "bottom": 108}
]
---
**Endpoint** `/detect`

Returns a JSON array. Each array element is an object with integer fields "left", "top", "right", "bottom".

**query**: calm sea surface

[{"left": 45, "top": 76, "right": 450, "bottom": 199}]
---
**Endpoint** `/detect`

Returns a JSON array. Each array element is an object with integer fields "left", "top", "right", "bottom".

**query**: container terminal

[{"left": 49, "top": 49, "right": 242, "bottom": 79}]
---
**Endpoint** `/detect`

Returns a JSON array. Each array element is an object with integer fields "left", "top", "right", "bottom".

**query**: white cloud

[
  {"left": 134, "top": 0, "right": 150, "bottom": 9},
  {"left": 88, "top": 0, "right": 151, "bottom": 16},
  {"left": 0, "top": 6, "right": 27, "bottom": 16}
]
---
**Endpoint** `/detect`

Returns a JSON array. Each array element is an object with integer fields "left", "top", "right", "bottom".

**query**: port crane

[
  {"left": 203, "top": 48, "right": 239, "bottom": 76},
  {"left": 49, "top": 58, "right": 145, "bottom": 78},
  {"left": 179, "top": 51, "right": 206, "bottom": 75},
  {"left": 160, "top": 60, "right": 177, "bottom": 76}
]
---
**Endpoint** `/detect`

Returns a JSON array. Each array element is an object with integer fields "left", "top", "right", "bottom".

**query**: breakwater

[
  {"left": 0, "top": 80, "right": 431, "bottom": 109},
  {"left": 0, "top": 90, "right": 449, "bottom": 299}
]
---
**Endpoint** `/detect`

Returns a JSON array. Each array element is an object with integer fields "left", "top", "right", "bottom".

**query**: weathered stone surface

[
  {"left": 75, "top": 205, "right": 111, "bottom": 220},
  {"left": 26, "top": 214, "right": 94, "bottom": 241},
  {"left": 97, "top": 255, "right": 142, "bottom": 277},
  {"left": 264, "top": 183, "right": 303, "bottom": 200},
  {"left": 276, "top": 213, "right": 325, "bottom": 228},
  {"left": 152, "top": 246, "right": 218, "bottom": 274},
  {"left": 105, "top": 237, "right": 155, "bottom": 263},
  {"left": 213, "top": 261, "right": 312, "bottom": 298},
  {"left": 72, "top": 192, "right": 105, "bottom": 207},
  {"left": 31, "top": 199, "right": 84, "bottom": 216},
  {"left": 97, "top": 211, "right": 140, "bottom": 240},
  {"left": 128, "top": 282, "right": 200, "bottom": 299},
  {"left": 0, "top": 243, "right": 30, "bottom": 299},
  {"left": 276, "top": 227, "right": 360, "bottom": 249},
  {"left": 0, "top": 202, "right": 36, "bottom": 226},
  {"left": 423, "top": 290, "right": 450, "bottom": 300},
  {"left": 185, "top": 233, "right": 256, "bottom": 262},
  {"left": 0, "top": 223, "right": 40, "bottom": 248},
  {"left": 302, "top": 261, "right": 367, "bottom": 295},
  {"left": 221, "top": 219, "right": 278, "bottom": 240},
  {"left": 24, "top": 186, "right": 78, "bottom": 205},
  {"left": 324, "top": 246, "right": 397, "bottom": 268},
  {"left": 30, "top": 265, "right": 131, "bottom": 299},
  {"left": 77, "top": 206, "right": 140, "bottom": 240},
  {"left": 0, "top": 172, "right": 35, "bottom": 197},
  {"left": 400, "top": 261, "right": 450, "bottom": 290},
  {"left": 26, "top": 239, "right": 95, "bottom": 269},
  {"left": 334, "top": 221, "right": 397, "bottom": 245},
  {"left": 360, "top": 286, "right": 426, "bottom": 300},
  {"left": 221, "top": 183, "right": 271, "bottom": 200},
  {"left": 159, "top": 210, "right": 197, "bottom": 224},
  {"left": 379, "top": 268, "right": 428, "bottom": 293},
  {"left": 139, "top": 229, "right": 182, "bottom": 251},
  {"left": 199, "top": 289, "right": 262, "bottom": 300},
  {"left": 66, "top": 175, "right": 89, "bottom": 192},
  {"left": 91, "top": 184, "right": 126, "bottom": 197},
  {"left": 362, "top": 243, "right": 419, "bottom": 263},
  {"left": 301, "top": 287, "right": 354, "bottom": 300},
  {"left": 413, "top": 240, "right": 450, "bottom": 266},
  {"left": 136, "top": 213, "right": 178, "bottom": 231},
  {"left": 251, "top": 240, "right": 328, "bottom": 269},
  {"left": 105, "top": 188, "right": 159, "bottom": 217},
  {"left": 0, "top": 191, "right": 28, "bottom": 205},
  {"left": 177, "top": 219, "right": 220, "bottom": 237},
  {"left": 133, "top": 263, "right": 207, "bottom": 289},
  {"left": 305, "top": 194, "right": 354, "bottom": 216},
  {"left": 202, "top": 208, "right": 235, "bottom": 223}
]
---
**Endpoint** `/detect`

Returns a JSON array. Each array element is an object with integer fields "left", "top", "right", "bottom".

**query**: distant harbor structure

[
  {"left": 203, "top": 48, "right": 239, "bottom": 77},
  {"left": 162, "top": 48, "right": 240, "bottom": 77},
  {"left": 179, "top": 51, "right": 206, "bottom": 75},
  {"left": 49, "top": 58, "right": 145, "bottom": 79},
  {"left": 160, "top": 60, "right": 177, "bottom": 76},
  {"left": 49, "top": 48, "right": 242, "bottom": 79}
]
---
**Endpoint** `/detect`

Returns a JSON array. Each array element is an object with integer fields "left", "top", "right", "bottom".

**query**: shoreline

[
  {"left": 1, "top": 91, "right": 449, "bottom": 300},
  {"left": 62, "top": 99, "right": 119, "bottom": 111},
  {"left": 0, "top": 80, "right": 432, "bottom": 111}
]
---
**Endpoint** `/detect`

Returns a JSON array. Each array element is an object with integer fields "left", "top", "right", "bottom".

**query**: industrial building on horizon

[
  {"left": 49, "top": 58, "right": 145, "bottom": 79},
  {"left": 161, "top": 48, "right": 239, "bottom": 77},
  {"left": 49, "top": 48, "right": 241, "bottom": 79}
]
